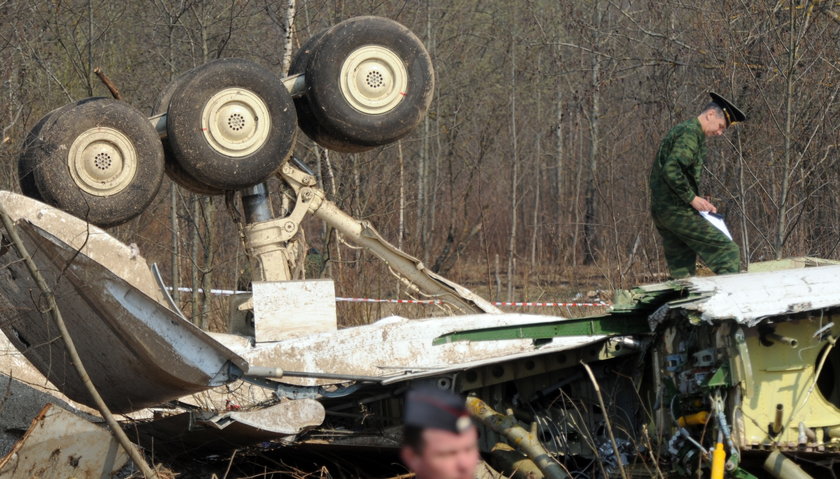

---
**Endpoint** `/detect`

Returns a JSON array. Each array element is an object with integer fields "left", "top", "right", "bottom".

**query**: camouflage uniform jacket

[{"left": 649, "top": 118, "right": 706, "bottom": 213}]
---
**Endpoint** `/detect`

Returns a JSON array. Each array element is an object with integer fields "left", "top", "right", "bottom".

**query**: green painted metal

[
  {"left": 433, "top": 315, "right": 650, "bottom": 345},
  {"left": 610, "top": 282, "right": 685, "bottom": 313},
  {"left": 705, "top": 364, "right": 732, "bottom": 388},
  {"left": 731, "top": 466, "right": 760, "bottom": 479}
]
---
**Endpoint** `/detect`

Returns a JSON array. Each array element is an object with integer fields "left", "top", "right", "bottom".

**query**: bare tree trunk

[
  {"left": 280, "top": 0, "right": 296, "bottom": 74},
  {"left": 554, "top": 53, "right": 565, "bottom": 259},
  {"left": 315, "top": 148, "right": 330, "bottom": 278},
  {"left": 572, "top": 108, "right": 584, "bottom": 266},
  {"left": 772, "top": 0, "right": 816, "bottom": 259},
  {"left": 298, "top": 0, "right": 331, "bottom": 277},
  {"left": 417, "top": 120, "right": 428, "bottom": 257},
  {"left": 200, "top": 197, "right": 215, "bottom": 329},
  {"left": 494, "top": 254, "right": 501, "bottom": 299},
  {"left": 351, "top": 153, "right": 361, "bottom": 216},
  {"left": 530, "top": 162, "right": 541, "bottom": 266},
  {"left": 170, "top": 185, "right": 180, "bottom": 305},
  {"left": 419, "top": 108, "right": 430, "bottom": 262},
  {"left": 583, "top": 1, "right": 602, "bottom": 265},
  {"left": 200, "top": 6, "right": 209, "bottom": 60},
  {"left": 86, "top": 0, "right": 94, "bottom": 96},
  {"left": 530, "top": 53, "right": 542, "bottom": 268},
  {"left": 192, "top": 4, "right": 210, "bottom": 326},
  {"left": 774, "top": 4, "right": 797, "bottom": 259},
  {"left": 429, "top": 143, "right": 439, "bottom": 247},
  {"left": 190, "top": 194, "right": 200, "bottom": 324},
  {"left": 506, "top": 7, "right": 518, "bottom": 302},
  {"left": 427, "top": 3, "right": 438, "bottom": 246},
  {"left": 397, "top": 140, "right": 405, "bottom": 296},
  {"left": 351, "top": 153, "right": 362, "bottom": 265},
  {"left": 737, "top": 134, "right": 749, "bottom": 264},
  {"left": 398, "top": 140, "right": 405, "bottom": 250},
  {"left": 415, "top": 0, "right": 434, "bottom": 263},
  {"left": 322, "top": 148, "right": 341, "bottom": 278},
  {"left": 167, "top": 10, "right": 181, "bottom": 307}
]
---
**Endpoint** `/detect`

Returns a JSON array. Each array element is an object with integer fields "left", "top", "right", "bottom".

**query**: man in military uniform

[
  {"left": 649, "top": 92, "right": 747, "bottom": 278},
  {"left": 400, "top": 386, "right": 479, "bottom": 479}
]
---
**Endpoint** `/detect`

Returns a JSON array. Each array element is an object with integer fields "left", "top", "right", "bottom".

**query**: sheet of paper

[{"left": 699, "top": 211, "right": 733, "bottom": 241}]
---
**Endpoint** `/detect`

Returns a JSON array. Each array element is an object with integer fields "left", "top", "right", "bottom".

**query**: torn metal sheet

[
  {"left": 676, "top": 265, "right": 840, "bottom": 326},
  {"left": 0, "top": 191, "right": 166, "bottom": 303},
  {"left": 0, "top": 373, "right": 102, "bottom": 456},
  {"left": 218, "top": 314, "right": 606, "bottom": 387},
  {"left": 0, "top": 329, "right": 97, "bottom": 417},
  {"left": 0, "top": 192, "right": 247, "bottom": 413},
  {"left": 0, "top": 403, "right": 129, "bottom": 478},
  {"left": 746, "top": 256, "right": 840, "bottom": 273},
  {"left": 213, "top": 399, "right": 325, "bottom": 435},
  {"left": 134, "top": 400, "right": 324, "bottom": 454}
]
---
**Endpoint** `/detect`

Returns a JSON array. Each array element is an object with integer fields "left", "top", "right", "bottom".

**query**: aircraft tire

[
  {"left": 301, "top": 16, "right": 435, "bottom": 151},
  {"left": 20, "top": 97, "right": 165, "bottom": 227},
  {"left": 166, "top": 58, "right": 297, "bottom": 190}
]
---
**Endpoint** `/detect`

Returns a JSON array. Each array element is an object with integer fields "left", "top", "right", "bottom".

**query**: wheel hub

[
  {"left": 201, "top": 88, "right": 271, "bottom": 158},
  {"left": 339, "top": 45, "right": 408, "bottom": 115},
  {"left": 68, "top": 127, "right": 137, "bottom": 196}
]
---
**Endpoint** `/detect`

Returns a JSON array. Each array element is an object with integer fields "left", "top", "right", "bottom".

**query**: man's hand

[{"left": 690, "top": 195, "right": 717, "bottom": 213}]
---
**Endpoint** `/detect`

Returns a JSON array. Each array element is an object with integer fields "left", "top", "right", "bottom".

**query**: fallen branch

[{"left": 580, "top": 361, "right": 629, "bottom": 479}]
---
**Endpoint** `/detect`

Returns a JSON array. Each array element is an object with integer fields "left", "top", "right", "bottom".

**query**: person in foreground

[
  {"left": 400, "top": 386, "right": 480, "bottom": 479},
  {"left": 649, "top": 92, "right": 747, "bottom": 279}
]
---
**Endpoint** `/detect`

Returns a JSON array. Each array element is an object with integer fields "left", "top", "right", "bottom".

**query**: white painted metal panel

[
  {"left": 253, "top": 280, "right": 337, "bottom": 341},
  {"left": 221, "top": 314, "right": 605, "bottom": 386},
  {"left": 210, "top": 399, "right": 325, "bottom": 435},
  {"left": 680, "top": 265, "right": 840, "bottom": 326},
  {"left": 0, "top": 192, "right": 248, "bottom": 413}
]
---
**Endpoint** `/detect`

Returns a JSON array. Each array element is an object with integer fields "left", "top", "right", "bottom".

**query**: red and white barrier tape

[
  {"left": 170, "top": 286, "right": 243, "bottom": 296},
  {"left": 336, "top": 297, "right": 608, "bottom": 307},
  {"left": 338, "top": 297, "right": 442, "bottom": 304},
  {"left": 167, "top": 287, "right": 607, "bottom": 308},
  {"left": 490, "top": 301, "right": 607, "bottom": 307}
]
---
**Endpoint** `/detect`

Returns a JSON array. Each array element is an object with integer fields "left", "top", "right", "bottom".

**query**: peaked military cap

[
  {"left": 709, "top": 92, "right": 747, "bottom": 126},
  {"left": 404, "top": 386, "right": 473, "bottom": 433}
]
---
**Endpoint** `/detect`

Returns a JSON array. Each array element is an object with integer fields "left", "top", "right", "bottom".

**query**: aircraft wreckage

[{"left": 2, "top": 14, "right": 840, "bottom": 479}]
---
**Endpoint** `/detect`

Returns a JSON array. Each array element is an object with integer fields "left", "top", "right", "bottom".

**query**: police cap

[{"left": 404, "top": 386, "right": 473, "bottom": 434}]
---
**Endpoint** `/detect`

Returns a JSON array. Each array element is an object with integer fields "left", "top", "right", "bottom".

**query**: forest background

[{"left": 0, "top": 0, "right": 837, "bottom": 329}]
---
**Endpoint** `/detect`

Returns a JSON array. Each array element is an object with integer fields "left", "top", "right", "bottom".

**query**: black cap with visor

[{"left": 709, "top": 92, "right": 747, "bottom": 126}]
